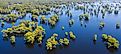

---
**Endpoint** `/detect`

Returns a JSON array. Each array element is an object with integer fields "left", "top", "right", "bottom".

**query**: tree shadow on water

[
  {"left": 107, "top": 47, "right": 118, "bottom": 54},
  {"left": 25, "top": 43, "right": 34, "bottom": 48},
  {"left": 11, "top": 43, "right": 16, "bottom": 48}
]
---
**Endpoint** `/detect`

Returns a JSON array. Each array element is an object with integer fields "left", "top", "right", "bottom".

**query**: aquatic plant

[
  {"left": 24, "top": 32, "right": 35, "bottom": 44},
  {"left": 75, "top": 6, "right": 85, "bottom": 10},
  {"left": 68, "top": 12, "right": 72, "bottom": 18},
  {"left": 79, "top": 14, "right": 89, "bottom": 21},
  {"left": 7, "top": 14, "right": 18, "bottom": 18},
  {"left": 94, "top": 9, "right": 97, "bottom": 15},
  {"left": 11, "top": 23, "right": 32, "bottom": 33},
  {"left": 0, "top": 8, "right": 11, "bottom": 14},
  {"left": 100, "top": 21, "right": 105, "bottom": 28},
  {"left": 6, "top": 14, "right": 18, "bottom": 22},
  {"left": 32, "top": 15, "right": 38, "bottom": 21},
  {"left": 40, "top": 15, "right": 46, "bottom": 23},
  {"left": 65, "top": 10, "right": 72, "bottom": 17},
  {"left": 69, "top": 19, "right": 74, "bottom": 25},
  {"left": 84, "top": 14, "right": 89, "bottom": 20},
  {"left": 63, "top": 38, "right": 69, "bottom": 45},
  {"left": 101, "top": 9, "right": 106, "bottom": 18},
  {"left": 2, "top": 20, "right": 45, "bottom": 44},
  {"left": 51, "top": 14, "right": 59, "bottom": 22},
  {"left": 2, "top": 32, "right": 8, "bottom": 38},
  {"left": 102, "top": 34, "right": 120, "bottom": 49},
  {"left": 48, "top": 19, "right": 56, "bottom": 26},
  {"left": 10, "top": 36, "right": 16, "bottom": 44},
  {"left": 18, "top": 13, "right": 26, "bottom": 18},
  {"left": 69, "top": 31, "right": 76, "bottom": 40},
  {"left": 59, "top": 38, "right": 69, "bottom": 46},
  {"left": 79, "top": 14, "right": 84, "bottom": 20},
  {"left": 1, "top": 21, "right": 4, "bottom": 26},
  {"left": 46, "top": 33, "right": 59, "bottom": 50},
  {"left": 65, "top": 10, "right": 70, "bottom": 15},
  {"left": 102, "top": 34, "right": 108, "bottom": 40},
  {"left": 24, "top": 26, "right": 45, "bottom": 44},
  {"left": 46, "top": 41, "right": 53, "bottom": 50},
  {"left": 48, "top": 15, "right": 59, "bottom": 26},
  {"left": 31, "top": 9, "right": 39, "bottom": 15},
  {"left": 37, "top": 35, "right": 43, "bottom": 44},
  {"left": 65, "top": 32, "right": 68, "bottom": 36},
  {"left": 59, "top": 39, "right": 64, "bottom": 45}
]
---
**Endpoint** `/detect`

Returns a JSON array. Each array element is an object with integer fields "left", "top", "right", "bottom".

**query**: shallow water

[{"left": 0, "top": 7, "right": 121, "bottom": 54}]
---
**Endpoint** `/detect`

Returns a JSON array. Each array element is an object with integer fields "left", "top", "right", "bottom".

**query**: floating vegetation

[
  {"left": 24, "top": 26, "right": 45, "bottom": 44},
  {"left": 32, "top": 15, "right": 38, "bottom": 21},
  {"left": 31, "top": 9, "right": 39, "bottom": 15},
  {"left": 10, "top": 36, "right": 16, "bottom": 44},
  {"left": 1, "top": 21, "right": 4, "bottom": 27},
  {"left": 65, "top": 10, "right": 72, "bottom": 18},
  {"left": 102, "top": 34, "right": 120, "bottom": 49},
  {"left": 0, "top": 0, "right": 121, "bottom": 54},
  {"left": 69, "top": 19, "right": 74, "bottom": 26},
  {"left": 24, "top": 32, "right": 35, "bottom": 44},
  {"left": 2, "top": 23, "right": 32, "bottom": 35},
  {"left": 48, "top": 15, "right": 59, "bottom": 26},
  {"left": 40, "top": 15, "right": 47, "bottom": 23},
  {"left": 101, "top": 9, "right": 106, "bottom": 18},
  {"left": 0, "top": 8, "right": 11, "bottom": 14},
  {"left": 100, "top": 21, "right": 105, "bottom": 28},
  {"left": 37, "top": 35, "right": 43, "bottom": 45},
  {"left": 2, "top": 20, "right": 45, "bottom": 44},
  {"left": 65, "top": 32, "right": 68, "bottom": 36},
  {"left": 6, "top": 14, "right": 18, "bottom": 22},
  {"left": 79, "top": 14, "right": 89, "bottom": 21},
  {"left": 59, "top": 38, "right": 70, "bottom": 46},
  {"left": 45, "top": 32, "right": 76, "bottom": 50},
  {"left": 46, "top": 33, "right": 58, "bottom": 50},
  {"left": 75, "top": 5, "right": 85, "bottom": 10},
  {"left": 69, "top": 31, "right": 76, "bottom": 40}
]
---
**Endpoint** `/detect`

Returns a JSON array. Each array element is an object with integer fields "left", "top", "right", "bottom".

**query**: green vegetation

[
  {"left": 2, "top": 20, "right": 45, "bottom": 44},
  {"left": 79, "top": 14, "right": 89, "bottom": 21},
  {"left": 100, "top": 21, "right": 105, "bottom": 28},
  {"left": 75, "top": 6, "right": 85, "bottom": 10},
  {"left": 48, "top": 15, "right": 59, "bottom": 26},
  {"left": 65, "top": 32, "right": 68, "bottom": 36},
  {"left": 0, "top": 0, "right": 120, "bottom": 52},
  {"left": 69, "top": 31, "right": 76, "bottom": 40},
  {"left": 24, "top": 32, "right": 35, "bottom": 44},
  {"left": 1, "top": 21, "right": 4, "bottom": 26},
  {"left": 46, "top": 33, "right": 58, "bottom": 50},
  {"left": 10, "top": 36, "right": 16, "bottom": 44},
  {"left": 69, "top": 19, "right": 74, "bottom": 25},
  {"left": 32, "top": 15, "right": 38, "bottom": 21},
  {"left": 102, "top": 34, "right": 120, "bottom": 49},
  {"left": 40, "top": 15, "right": 46, "bottom": 23},
  {"left": 2, "top": 22, "right": 32, "bottom": 34},
  {"left": 59, "top": 38, "right": 70, "bottom": 46}
]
